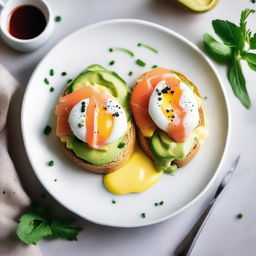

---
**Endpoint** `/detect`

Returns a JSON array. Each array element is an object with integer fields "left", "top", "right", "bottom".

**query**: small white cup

[{"left": 0, "top": 0, "right": 54, "bottom": 52}]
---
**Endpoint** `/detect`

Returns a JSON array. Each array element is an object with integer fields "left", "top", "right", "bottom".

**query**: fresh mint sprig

[
  {"left": 203, "top": 9, "right": 256, "bottom": 108},
  {"left": 16, "top": 203, "right": 82, "bottom": 245}
]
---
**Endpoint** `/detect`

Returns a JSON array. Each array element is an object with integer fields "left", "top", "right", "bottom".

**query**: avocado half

[{"left": 177, "top": 0, "right": 220, "bottom": 12}]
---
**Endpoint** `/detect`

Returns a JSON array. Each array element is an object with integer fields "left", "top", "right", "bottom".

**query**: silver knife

[{"left": 175, "top": 155, "right": 241, "bottom": 256}]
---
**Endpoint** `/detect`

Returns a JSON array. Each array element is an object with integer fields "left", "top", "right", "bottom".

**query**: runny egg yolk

[
  {"left": 160, "top": 89, "right": 175, "bottom": 121},
  {"left": 104, "top": 147, "right": 162, "bottom": 195},
  {"left": 160, "top": 84, "right": 187, "bottom": 142},
  {"left": 97, "top": 107, "right": 114, "bottom": 145}
]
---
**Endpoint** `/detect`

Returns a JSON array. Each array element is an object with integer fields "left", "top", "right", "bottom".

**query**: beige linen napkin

[{"left": 0, "top": 64, "right": 41, "bottom": 256}]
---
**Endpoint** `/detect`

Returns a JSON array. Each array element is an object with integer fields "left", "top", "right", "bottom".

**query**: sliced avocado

[
  {"left": 151, "top": 132, "right": 171, "bottom": 158},
  {"left": 66, "top": 136, "right": 123, "bottom": 165},
  {"left": 62, "top": 65, "right": 130, "bottom": 165},
  {"left": 67, "top": 66, "right": 130, "bottom": 116},
  {"left": 150, "top": 130, "right": 198, "bottom": 174},
  {"left": 177, "top": 0, "right": 220, "bottom": 12},
  {"left": 85, "top": 64, "right": 106, "bottom": 72}
]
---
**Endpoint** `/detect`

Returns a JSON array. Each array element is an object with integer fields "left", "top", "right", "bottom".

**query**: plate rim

[{"left": 21, "top": 18, "right": 231, "bottom": 228}]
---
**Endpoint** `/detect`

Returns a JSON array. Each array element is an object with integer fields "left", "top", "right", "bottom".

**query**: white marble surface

[{"left": 1, "top": 0, "right": 256, "bottom": 255}]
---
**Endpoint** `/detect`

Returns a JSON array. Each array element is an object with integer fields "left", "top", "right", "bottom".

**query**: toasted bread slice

[
  {"left": 134, "top": 70, "right": 205, "bottom": 168},
  {"left": 60, "top": 123, "right": 136, "bottom": 174},
  {"left": 57, "top": 86, "right": 136, "bottom": 174}
]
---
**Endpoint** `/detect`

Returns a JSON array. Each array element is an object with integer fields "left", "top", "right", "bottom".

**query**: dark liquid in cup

[{"left": 8, "top": 5, "right": 47, "bottom": 40}]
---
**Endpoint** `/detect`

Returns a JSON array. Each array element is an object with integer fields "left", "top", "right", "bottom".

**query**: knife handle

[{"left": 175, "top": 199, "right": 216, "bottom": 256}]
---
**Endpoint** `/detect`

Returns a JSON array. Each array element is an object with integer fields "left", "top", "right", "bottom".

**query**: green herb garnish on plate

[
  {"left": 135, "top": 59, "right": 146, "bottom": 67},
  {"left": 16, "top": 203, "right": 82, "bottom": 245},
  {"left": 48, "top": 160, "right": 54, "bottom": 166},
  {"left": 55, "top": 16, "right": 62, "bottom": 22},
  {"left": 49, "top": 69, "right": 54, "bottom": 76},
  {"left": 43, "top": 125, "right": 52, "bottom": 135},
  {"left": 236, "top": 213, "right": 243, "bottom": 219},
  {"left": 203, "top": 9, "right": 256, "bottom": 108}
]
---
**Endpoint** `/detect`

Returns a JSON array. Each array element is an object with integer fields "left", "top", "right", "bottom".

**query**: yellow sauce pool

[{"left": 104, "top": 147, "right": 162, "bottom": 195}]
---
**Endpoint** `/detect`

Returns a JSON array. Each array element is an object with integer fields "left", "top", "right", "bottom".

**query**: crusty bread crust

[
  {"left": 134, "top": 70, "right": 205, "bottom": 169},
  {"left": 57, "top": 85, "right": 136, "bottom": 174}
]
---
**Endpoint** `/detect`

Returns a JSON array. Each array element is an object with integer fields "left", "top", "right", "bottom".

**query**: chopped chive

[
  {"left": 136, "top": 59, "right": 146, "bottom": 67},
  {"left": 43, "top": 125, "right": 52, "bottom": 135},
  {"left": 78, "top": 123, "right": 83, "bottom": 128},
  {"left": 48, "top": 160, "right": 54, "bottom": 166},
  {"left": 44, "top": 78, "right": 49, "bottom": 85},
  {"left": 140, "top": 213, "right": 146, "bottom": 218},
  {"left": 117, "top": 142, "right": 125, "bottom": 149},
  {"left": 236, "top": 213, "right": 243, "bottom": 219},
  {"left": 137, "top": 43, "right": 158, "bottom": 54},
  {"left": 55, "top": 16, "right": 61, "bottom": 22},
  {"left": 67, "top": 79, "right": 73, "bottom": 83},
  {"left": 49, "top": 69, "right": 54, "bottom": 76},
  {"left": 128, "top": 71, "right": 133, "bottom": 76},
  {"left": 54, "top": 178, "right": 57, "bottom": 182},
  {"left": 109, "top": 48, "right": 134, "bottom": 57},
  {"left": 154, "top": 201, "right": 164, "bottom": 206},
  {"left": 109, "top": 60, "right": 115, "bottom": 66},
  {"left": 49, "top": 87, "right": 54, "bottom": 92},
  {"left": 112, "top": 200, "right": 116, "bottom": 204},
  {"left": 151, "top": 65, "right": 158, "bottom": 69},
  {"left": 61, "top": 72, "right": 67, "bottom": 76},
  {"left": 204, "top": 96, "right": 208, "bottom": 100}
]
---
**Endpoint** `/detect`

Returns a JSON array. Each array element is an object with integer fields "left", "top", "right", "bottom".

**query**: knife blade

[
  {"left": 175, "top": 155, "right": 241, "bottom": 256},
  {"left": 213, "top": 155, "right": 240, "bottom": 199}
]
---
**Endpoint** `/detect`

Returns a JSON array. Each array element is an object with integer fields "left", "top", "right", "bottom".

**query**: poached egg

[
  {"left": 68, "top": 97, "right": 127, "bottom": 146},
  {"left": 148, "top": 80, "right": 199, "bottom": 142}
]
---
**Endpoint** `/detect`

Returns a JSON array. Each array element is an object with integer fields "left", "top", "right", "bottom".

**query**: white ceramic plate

[{"left": 22, "top": 19, "right": 230, "bottom": 227}]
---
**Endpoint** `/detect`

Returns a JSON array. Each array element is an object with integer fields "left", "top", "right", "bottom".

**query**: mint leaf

[
  {"left": 240, "top": 9, "right": 255, "bottom": 42},
  {"left": 241, "top": 52, "right": 256, "bottom": 71},
  {"left": 241, "top": 52, "right": 256, "bottom": 65},
  {"left": 250, "top": 33, "right": 256, "bottom": 49},
  {"left": 228, "top": 56, "right": 251, "bottom": 108},
  {"left": 16, "top": 213, "right": 51, "bottom": 245},
  {"left": 248, "top": 62, "right": 256, "bottom": 71},
  {"left": 203, "top": 33, "right": 232, "bottom": 63},
  {"left": 50, "top": 219, "right": 82, "bottom": 241},
  {"left": 212, "top": 20, "right": 244, "bottom": 49},
  {"left": 16, "top": 204, "right": 82, "bottom": 245}
]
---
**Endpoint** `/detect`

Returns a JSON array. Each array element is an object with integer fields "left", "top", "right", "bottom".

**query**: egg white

[
  {"left": 148, "top": 80, "right": 199, "bottom": 137},
  {"left": 68, "top": 98, "right": 127, "bottom": 144}
]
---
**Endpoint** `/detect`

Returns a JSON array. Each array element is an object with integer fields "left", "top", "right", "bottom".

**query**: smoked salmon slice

[
  {"left": 130, "top": 67, "right": 187, "bottom": 142},
  {"left": 130, "top": 68, "right": 173, "bottom": 137}
]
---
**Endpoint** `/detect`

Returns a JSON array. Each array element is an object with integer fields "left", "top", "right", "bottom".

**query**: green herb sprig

[
  {"left": 16, "top": 203, "right": 82, "bottom": 245},
  {"left": 203, "top": 9, "right": 256, "bottom": 108}
]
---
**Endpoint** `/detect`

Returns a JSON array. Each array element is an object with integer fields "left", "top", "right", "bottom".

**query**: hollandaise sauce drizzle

[{"left": 104, "top": 147, "right": 162, "bottom": 195}]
